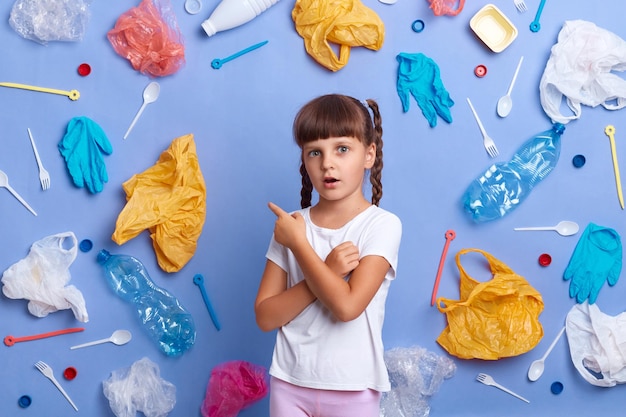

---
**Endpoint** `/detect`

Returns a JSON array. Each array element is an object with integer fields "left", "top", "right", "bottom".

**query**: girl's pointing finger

[{"left": 268, "top": 202, "right": 288, "bottom": 218}]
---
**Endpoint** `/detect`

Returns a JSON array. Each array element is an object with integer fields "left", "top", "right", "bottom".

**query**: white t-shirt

[{"left": 266, "top": 205, "right": 402, "bottom": 392}]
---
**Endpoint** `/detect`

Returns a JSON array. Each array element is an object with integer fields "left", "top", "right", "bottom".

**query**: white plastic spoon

[
  {"left": 497, "top": 56, "right": 524, "bottom": 118},
  {"left": 70, "top": 329, "right": 132, "bottom": 350},
  {"left": 514, "top": 220, "right": 579, "bottom": 237},
  {"left": 0, "top": 170, "right": 37, "bottom": 216},
  {"left": 528, "top": 326, "right": 565, "bottom": 381},
  {"left": 124, "top": 82, "right": 160, "bottom": 139}
]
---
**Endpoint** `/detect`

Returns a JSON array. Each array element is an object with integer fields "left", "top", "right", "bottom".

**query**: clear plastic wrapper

[
  {"left": 103, "top": 357, "right": 176, "bottom": 417},
  {"left": 380, "top": 346, "right": 456, "bottom": 417},
  {"left": 9, "top": 0, "right": 90, "bottom": 44}
]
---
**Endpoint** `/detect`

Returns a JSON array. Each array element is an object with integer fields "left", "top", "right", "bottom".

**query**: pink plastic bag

[
  {"left": 201, "top": 361, "right": 268, "bottom": 417},
  {"left": 427, "top": 0, "right": 465, "bottom": 16},
  {"left": 107, "top": 0, "right": 185, "bottom": 77}
]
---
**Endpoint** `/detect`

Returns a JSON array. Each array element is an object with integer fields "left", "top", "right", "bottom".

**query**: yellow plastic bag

[
  {"left": 112, "top": 134, "right": 206, "bottom": 273},
  {"left": 292, "top": 0, "right": 385, "bottom": 72},
  {"left": 436, "top": 248, "right": 544, "bottom": 360}
]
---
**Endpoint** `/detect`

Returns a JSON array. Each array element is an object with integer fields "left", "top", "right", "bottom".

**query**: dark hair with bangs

[{"left": 292, "top": 94, "right": 384, "bottom": 208}]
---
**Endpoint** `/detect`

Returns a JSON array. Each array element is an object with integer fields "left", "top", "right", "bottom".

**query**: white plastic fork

[
  {"left": 34, "top": 361, "right": 78, "bottom": 411},
  {"left": 514, "top": 0, "right": 527, "bottom": 13},
  {"left": 476, "top": 373, "right": 529, "bottom": 403},
  {"left": 466, "top": 98, "right": 499, "bottom": 158},
  {"left": 27, "top": 128, "right": 50, "bottom": 190}
]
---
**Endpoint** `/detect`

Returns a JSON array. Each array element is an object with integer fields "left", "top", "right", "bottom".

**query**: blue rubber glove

[
  {"left": 563, "top": 222, "right": 622, "bottom": 304},
  {"left": 396, "top": 52, "right": 454, "bottom": 127},
  {"left": 58, "top": 117, "right": 113, "bottom": 194}
]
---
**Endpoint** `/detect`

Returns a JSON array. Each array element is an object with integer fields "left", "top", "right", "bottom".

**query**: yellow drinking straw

[{"left": 605, "top": 125, "right": 624, "bottom": 210}]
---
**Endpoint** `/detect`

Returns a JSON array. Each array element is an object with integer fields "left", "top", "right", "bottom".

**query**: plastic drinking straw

[
  {"left": 193, "top": 274, "right": 221, "bottom": 330},
  {"left": 431, "top": 230, "right": 456, "bottom": 306},
  {"left": 4, "top": 327, "right": 85, "bottom": 346}
]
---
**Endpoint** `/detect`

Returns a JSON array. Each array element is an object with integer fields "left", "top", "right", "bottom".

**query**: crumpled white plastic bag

[
  {"left": 1, "top": 231, "right": 88, "bottom": 322},
  {"left": 103, "top": 357, "right": 176, "bottom": 417},
  {"left": 540, "top": 20, "right": 626, "bottom": 124},
  {"left": 566, "top": 301, "right": 626, "bottom": 387}
]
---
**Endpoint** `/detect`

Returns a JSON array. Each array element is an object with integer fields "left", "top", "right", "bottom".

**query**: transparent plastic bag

[
  {"left": 9, "top": 0, "right": 90, "bottom": 44},
  {"left": 381, "top": 346, "right": 456, "bottom": 417},
  {"left": 102, "top": 357, "right": 176, "bottom": 417}
]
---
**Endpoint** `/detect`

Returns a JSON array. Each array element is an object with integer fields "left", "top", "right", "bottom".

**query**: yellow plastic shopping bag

[
  {"left": 292, "top": 0, "right": 385, "bottom": 72},
  {"left": 112, "top": 134, "right": 206, "bottom": 273},
  {"left": 436, "top": 248, "right": 544, "bottom": 360}
]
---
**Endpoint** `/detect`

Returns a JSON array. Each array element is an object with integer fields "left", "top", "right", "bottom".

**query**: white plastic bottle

[{"left": 201, "top": 0, "right": 280, "bottom": 37}]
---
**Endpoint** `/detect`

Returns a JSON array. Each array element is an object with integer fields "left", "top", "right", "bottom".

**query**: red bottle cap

[
  {"left": 538, "top": 253, "right": 552, "bottom": 266},
  {"left": 78, "top": 63, "right": 91, "bottom": 77},
  {"left": 63, "top": 367, "right": 77, "bottom": 380},
  {"left": 474, "top": 65, "right": 487, "bottom": 77}
]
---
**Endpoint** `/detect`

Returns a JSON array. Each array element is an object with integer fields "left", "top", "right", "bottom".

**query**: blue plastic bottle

[
  {"left": 462, "top": 123, "right": 565, "bottom": 222},
  {"left": 97, "top": 249, "right": 196, "bottom": 356}
]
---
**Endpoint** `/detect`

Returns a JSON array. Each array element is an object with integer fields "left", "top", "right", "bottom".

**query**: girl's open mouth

[{"left": 323, "top": 177, "right": 339, "bottom": 188}]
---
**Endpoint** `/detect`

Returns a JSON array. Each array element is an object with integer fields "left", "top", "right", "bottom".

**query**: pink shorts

[{"left": 269, "top": 377, "right": 382, "bottom": 417}]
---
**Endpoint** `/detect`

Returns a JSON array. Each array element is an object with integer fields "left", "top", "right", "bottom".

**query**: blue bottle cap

[
  {"left": 572, "top": 154, "right": 586, "bottom": 168},
  {"left": 411, "top": 19, "right": 425, "bottom": 33},
  {"left": 553, "top": 123, "right": 566, "bottom": 135},
  {"left": 18, "top": 395, "right": 32, "bottom": 408},
  {"left": 551, "top": 381, "right": 564, "bottom": 395},
  {"left": 79, "top": 239, "right": 93, "bottom": 252}
]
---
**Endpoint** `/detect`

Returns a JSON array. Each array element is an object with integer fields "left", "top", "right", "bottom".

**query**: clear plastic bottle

[
  {"left": 462, "top": 123, "right": 566, "bottom": 222},
  {"left": 201, "top": 0, "right": 279, "bottom": 37},
  {"left": 97, "top": 249, "right": 196, "bottom": 356}
]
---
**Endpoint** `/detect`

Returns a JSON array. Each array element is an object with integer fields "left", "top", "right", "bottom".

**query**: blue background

[{"left": 1, "top": 0, "right": 625, "bottom": 416}]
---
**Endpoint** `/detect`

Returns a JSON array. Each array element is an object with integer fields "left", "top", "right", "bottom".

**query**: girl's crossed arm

[
  {"left": 255, "top": 260, "right": 316, "bottom": 331},
  {"left": 266, "top": 202, "right": 391, "bottom": 322}
]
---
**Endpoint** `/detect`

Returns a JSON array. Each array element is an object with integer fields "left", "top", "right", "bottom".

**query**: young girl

[{"left": 255, "top": 94, "right": 402, "bottom": 417}]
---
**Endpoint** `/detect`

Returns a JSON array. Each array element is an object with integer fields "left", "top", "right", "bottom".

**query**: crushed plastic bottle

[
  {"left": 463, "top": 123, "right": 565, "bottom": 222},
  {"left": 97, "top": 250, "right": 196, "bottom": 356}
]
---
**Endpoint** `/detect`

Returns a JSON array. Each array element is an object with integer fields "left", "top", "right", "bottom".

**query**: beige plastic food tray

[{"left": 470, "top": 4, "right": 518, "bottom": 53}]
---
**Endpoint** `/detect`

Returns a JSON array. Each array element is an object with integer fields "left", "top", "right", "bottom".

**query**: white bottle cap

[{"left": 201, "top": 20, "right": 217, "bottom": 37}]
